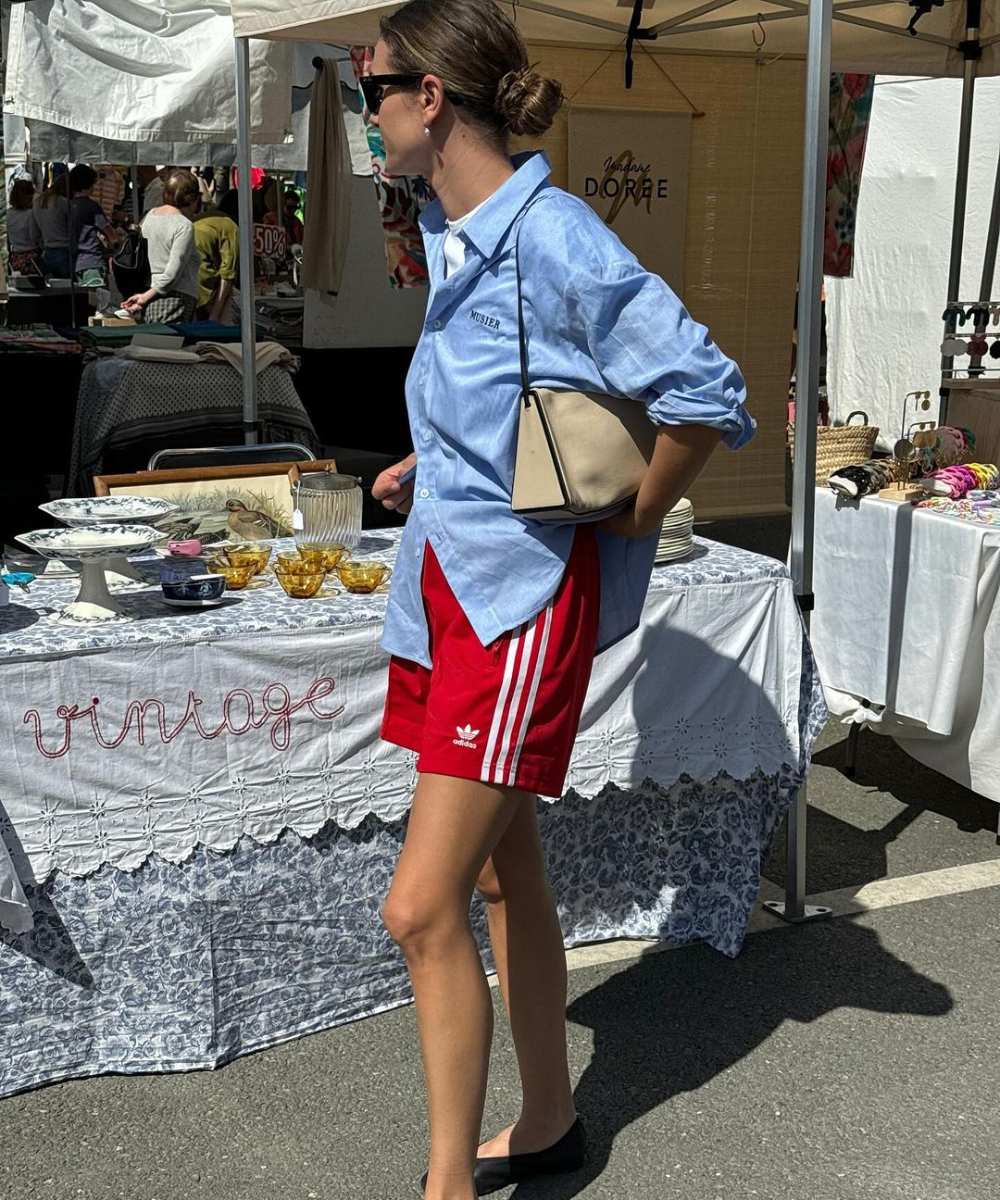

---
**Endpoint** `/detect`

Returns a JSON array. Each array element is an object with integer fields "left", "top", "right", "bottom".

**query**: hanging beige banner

[{"left": 568, "top": 107, "right": 691, "bottom": 294}]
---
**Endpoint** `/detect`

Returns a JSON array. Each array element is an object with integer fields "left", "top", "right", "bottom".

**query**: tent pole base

[{"left": 763, "top": 901, "right": 833, "bottom": 924}]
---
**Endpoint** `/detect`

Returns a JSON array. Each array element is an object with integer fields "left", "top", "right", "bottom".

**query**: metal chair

[{"left": 147, "top": 443, "right": 316, "bottom": 471}]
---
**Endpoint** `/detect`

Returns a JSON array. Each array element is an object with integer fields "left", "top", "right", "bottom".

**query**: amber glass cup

[
  {"left": 224, "top": 544, "right": 272, "bottom": 575},
  {"left": 297, "top": 542, "right": 352, "bottom": 571},
  {"left": 274, "top": 564, "right": 327, "bottom": 598},
  {"left": 275, "top": 552, "right": 319, "bottom": 574},
  {"left": 336, "top": 560, "right": 392, "bottom": 594},
  {"left": 207, "top": 560, "right": 256, "bottom": 590}
]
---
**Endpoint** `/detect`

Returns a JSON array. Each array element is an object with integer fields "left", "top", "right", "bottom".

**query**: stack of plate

[{"left": 655, "top": 497, "right": 694, "bottom": 564}]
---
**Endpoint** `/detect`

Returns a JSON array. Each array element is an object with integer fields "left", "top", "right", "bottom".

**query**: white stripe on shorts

[
  {"left": 491, "top": 616, "right": 539, "bottom": 784},
  {"left": 480, "top": 623, "right": 523, "bottom": 784},
  {"left": 505, "top": 600, "right": 554, "bottom": 785}
]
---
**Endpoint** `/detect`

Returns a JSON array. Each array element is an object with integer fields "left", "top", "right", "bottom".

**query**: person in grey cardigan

[{"left": 124, "top": 169, "right": 202, "bottom": 323}]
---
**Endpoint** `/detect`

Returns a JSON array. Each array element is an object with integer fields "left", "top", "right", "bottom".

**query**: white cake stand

[
  {"left": 16, "top": 525, "right": 166, "bottom": 626},
  {"left": 38, "top": 497, "right": 176, "bottom": 591}
]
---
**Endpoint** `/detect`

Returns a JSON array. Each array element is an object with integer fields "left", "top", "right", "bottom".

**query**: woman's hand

[
  {"left": 373, "top": 454, "right": 417, "bottom": 515},
  {"left": 123, "top": 290, "right": 155, "bottom": 314}
]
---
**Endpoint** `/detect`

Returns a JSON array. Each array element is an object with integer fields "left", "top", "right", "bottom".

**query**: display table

[
  {"left": 811, "top": 487, "right": 1000, "bottom": 806},
  {"left": 68, "top": 358, "right": 320, "bottom": 494},
  {"left": 0, "top": 531, "right": 826, "bottom": 1099}
]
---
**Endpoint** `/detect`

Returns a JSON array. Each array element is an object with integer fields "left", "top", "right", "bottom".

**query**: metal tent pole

[
  {"left": 765, "top": 0, "right": 833, "bottom": 925},
  {"left": 234, "top": 35, "right": 259, "bottom": 445},
  {"left": 940, "top": 0, "right": 981, "bottom": 416},
  {"left": 976, "top": 139, "right": 1000, "bottom": 305},
  {"left": 968, "top": 29, "right": 1000, "bottom": 375}
]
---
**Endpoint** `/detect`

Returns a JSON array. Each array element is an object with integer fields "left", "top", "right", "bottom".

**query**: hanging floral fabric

[
  {"left": 825, "top": 73, "right": 874, "bottom": 278},
  {"left": 350, "top": 46, "right": 434, "bottom": 289}
]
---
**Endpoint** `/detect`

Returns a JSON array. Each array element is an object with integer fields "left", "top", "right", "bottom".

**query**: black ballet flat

[
  {"left": 474, "top": 1118, "right": 586, "bottom": 1194},
  {"left": 417, "top": 1118, "right": 587, "bottom": 1196}
]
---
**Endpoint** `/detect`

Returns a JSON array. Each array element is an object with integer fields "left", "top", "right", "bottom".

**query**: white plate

[
  {"left": 161, "top": 595, "right": 240, "bottom": 610},
  {"left": 40, "top": 497, "right": 178, "bottom": 526},
  {"left": 17, "top": 525, "right": 165, "bottom": 561}
]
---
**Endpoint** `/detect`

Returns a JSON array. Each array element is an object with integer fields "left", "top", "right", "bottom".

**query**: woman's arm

[
  {"left": 209, "top": 279, "right": 234, "bottom": 323},
  {"left": 599, "top": 425, "right": 722, "bottom": 538}
]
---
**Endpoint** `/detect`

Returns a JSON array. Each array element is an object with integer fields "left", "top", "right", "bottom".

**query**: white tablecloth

[
  {"left": 0, "top": 531, "right": 809, "bottom": 892},
  {"left": 811, "top": 487, "right": 1000, "bottom": 802},
  {"left": 0, "top": 532, "right": 827, "bottom": 1097}
]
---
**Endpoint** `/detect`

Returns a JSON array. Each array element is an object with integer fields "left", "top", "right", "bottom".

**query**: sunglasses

[{"left": 359, "top": 73, "right": 468, "bottom": 117}]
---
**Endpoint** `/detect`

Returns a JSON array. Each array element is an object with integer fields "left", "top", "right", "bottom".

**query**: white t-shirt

[{"left": 443, "top": 197, "right": 489, "bottom": 278}]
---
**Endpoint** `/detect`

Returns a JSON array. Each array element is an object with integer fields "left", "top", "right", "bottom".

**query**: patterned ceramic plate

[
  {"left": 39, "top": 497, "right": 178, "bottom": 526},
  {"left": 16, "top": 525, "right": 166, "bottom": 561}
]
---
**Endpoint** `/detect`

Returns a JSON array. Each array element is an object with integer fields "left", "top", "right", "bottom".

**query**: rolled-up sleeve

[
  {"left": 571, "top": 260, "right": 754, "bottom": 450},
  {"left": 527, "top": 196, "right": 754, "bottom": 451}
]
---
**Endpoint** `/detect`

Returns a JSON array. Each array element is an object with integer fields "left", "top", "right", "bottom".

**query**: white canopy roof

[
  {"left": 4, "top": 0, "right": 292, "bottom": 145},
  {"left": 230, "top": 0, "right": 1000, "bottom": 78}
]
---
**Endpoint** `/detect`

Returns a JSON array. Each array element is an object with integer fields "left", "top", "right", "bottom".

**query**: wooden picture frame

[{"left": 93, "top": 459, "right": 337, "bottom": 545}]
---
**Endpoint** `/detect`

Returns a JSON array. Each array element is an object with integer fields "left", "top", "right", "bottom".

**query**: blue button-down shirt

[{"left": 381, "top": 151, "right": 754, "bottom": 668}]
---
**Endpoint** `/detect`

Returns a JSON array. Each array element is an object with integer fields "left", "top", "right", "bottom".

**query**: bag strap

[{"left": 513, "top": 192, "right": 554, "bottom": 406}]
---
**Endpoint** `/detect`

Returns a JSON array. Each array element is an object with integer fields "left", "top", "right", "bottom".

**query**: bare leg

[
  {"left": 382, "top": 773, "right": 521, "bottom": 1200},
  {"left": 476, "top": 795, "right": 577, "bottom": 1157}
]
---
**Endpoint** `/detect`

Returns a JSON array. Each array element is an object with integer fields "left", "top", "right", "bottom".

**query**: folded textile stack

[
  {"left": 655, "top": 498, "right": 694, "bottom": 564},
  {"left": 826, "top": 458, "right": 895, "bottom": 499},
  {"left": 920, "top": 462, "right": 999, "bottom": 498}
]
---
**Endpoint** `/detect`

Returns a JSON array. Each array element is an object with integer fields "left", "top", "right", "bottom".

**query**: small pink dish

[{"left": 167, "top": 538, "right": 203, "bottom": 556}]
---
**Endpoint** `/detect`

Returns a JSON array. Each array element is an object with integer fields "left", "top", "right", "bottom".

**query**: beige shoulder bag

[{"left": 509, "top": 215, "right": 658, "bottom": 523}]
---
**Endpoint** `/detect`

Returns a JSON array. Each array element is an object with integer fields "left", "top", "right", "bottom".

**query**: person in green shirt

[{"left": 192, "top": 188, "right": 239, "bottom": 322}]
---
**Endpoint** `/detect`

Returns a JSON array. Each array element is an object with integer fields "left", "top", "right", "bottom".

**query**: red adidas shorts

[{"left": 381, "top": 527, "right": 600, "bottom": 798}]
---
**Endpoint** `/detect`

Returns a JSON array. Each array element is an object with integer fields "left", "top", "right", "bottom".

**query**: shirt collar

[{"left": 419, "top": 150, "right": 552, "bottom": 262}]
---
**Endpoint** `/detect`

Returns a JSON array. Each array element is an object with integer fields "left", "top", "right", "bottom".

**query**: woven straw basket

[{"left": 788, "top": 410, "right": 879, "bottom": 486}]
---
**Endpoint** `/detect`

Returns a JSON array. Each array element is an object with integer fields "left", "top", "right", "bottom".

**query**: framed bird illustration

[{"left": 94, "top": 459, "right": 337, "bottom": 546}]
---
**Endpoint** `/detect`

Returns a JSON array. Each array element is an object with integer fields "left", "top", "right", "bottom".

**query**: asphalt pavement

[{"left": 2, "top": 515, "right": 998, "bottom": 1200}]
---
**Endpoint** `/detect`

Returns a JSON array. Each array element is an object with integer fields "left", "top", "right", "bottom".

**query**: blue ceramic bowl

[{"left": 161, "top": 574, "right": 227, "bottom": 602}]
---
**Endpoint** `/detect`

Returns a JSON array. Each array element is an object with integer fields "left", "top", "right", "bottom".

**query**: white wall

[
  {"left": 304, "top": 176, "right": 430, "bottom": 349},
  {"left": 826, "top": 75, "right": 1000, "bottom": 450}
]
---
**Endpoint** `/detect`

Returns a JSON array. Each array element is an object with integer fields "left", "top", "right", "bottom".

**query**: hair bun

[{"left": 495, "top": 67, "right": 563, "bottom": 138}]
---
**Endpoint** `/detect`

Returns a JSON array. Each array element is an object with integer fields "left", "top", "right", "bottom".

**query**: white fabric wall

[
  {"left": 826, "top": 76, "right": 1000, "bottom": 450},
  {"left": 4, "top": 0, "right": 291, "bottom": 145}
]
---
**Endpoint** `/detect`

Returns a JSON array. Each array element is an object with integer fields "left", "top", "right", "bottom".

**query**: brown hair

[
  {"left": 162, "top": 168, "right": 201, "bottom": 211},
  {"left": 379, "top": 0, "right": 562, "bottom": 141},
  {"left": 39, "top": 174, "right": 70, "bottom": 209},
  {"left": 9, "top": 179, "right": 35, "bottom": 211}
]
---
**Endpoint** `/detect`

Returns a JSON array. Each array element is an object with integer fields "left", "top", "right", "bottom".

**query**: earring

[{"left": 424, "top": 125, "right": 432, "bottom": 138}]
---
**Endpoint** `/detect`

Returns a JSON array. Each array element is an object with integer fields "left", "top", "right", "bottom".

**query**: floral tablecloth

[{"left": 0, "top": 531, "right": 827, "bottom": 1099}]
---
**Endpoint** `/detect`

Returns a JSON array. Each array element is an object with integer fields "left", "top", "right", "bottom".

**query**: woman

[
  {"left": 6, "top": 179, "right": 42, "bottom": 275},
  {"left": 124, "top": 169, "right": 202, "bottom": 322},
  {"left": 369, "top": 4, "right": 753, "bottom": 1198},
  {"left": 33, "top": 175, "right": 71, "bottom": 277}
]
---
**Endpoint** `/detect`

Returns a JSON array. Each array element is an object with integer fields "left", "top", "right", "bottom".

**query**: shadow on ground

[{"left": 508, "top": 914, "right": 951, "bottom": 1198}]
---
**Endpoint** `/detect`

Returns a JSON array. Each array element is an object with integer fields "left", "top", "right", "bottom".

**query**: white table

[
  {"left": 811, "top": 487, "right": 1000, "bottom": 809},
  {"left": 0, "top": 531, "right": 825, "bottom": 1098}
]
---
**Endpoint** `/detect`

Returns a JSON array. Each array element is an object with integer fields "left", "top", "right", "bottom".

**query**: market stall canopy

[
  {"left": 4, "top": 0, "right": 292, "bottom": 145},
  {"left": 230, "top": 0, "right": 1000, "bottom": 77},
  {"left": 4, "top": 42, "right": 372, "bottom": 173}
]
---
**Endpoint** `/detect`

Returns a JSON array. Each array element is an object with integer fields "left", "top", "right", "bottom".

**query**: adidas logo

[{"left": 452, "top": 723, "right": 480, "bottom": 749}]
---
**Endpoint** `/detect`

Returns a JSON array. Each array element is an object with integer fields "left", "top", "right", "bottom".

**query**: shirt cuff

[{"left": 646, "top": 391, "right": 756, "bottom": 451}]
